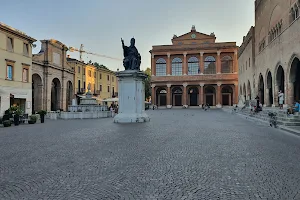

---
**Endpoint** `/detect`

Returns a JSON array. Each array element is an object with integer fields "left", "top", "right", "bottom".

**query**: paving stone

[{"left": 0, "top": 109, "right": 300, "bottom": 199}]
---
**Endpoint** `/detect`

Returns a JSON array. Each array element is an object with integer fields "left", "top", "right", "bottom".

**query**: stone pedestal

[{"left": 114, "top": 70, "right": 150, "bottom": 123}]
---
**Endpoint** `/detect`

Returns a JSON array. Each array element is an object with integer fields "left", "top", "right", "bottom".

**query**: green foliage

[
  {"left": 3, "top": 120, "right": 11, "bottom": 127},
  {"left": 29, "top": 115, "right": 37, "bottom": 124},
  {"left": 143, "top": 67, "right": 151, "bottom": 100},
  {"left": 38, "top": 110, "right": 47, "bottom": 116},
  {"left": 94, "top": 62, "right": 108, "bottom": 70}
]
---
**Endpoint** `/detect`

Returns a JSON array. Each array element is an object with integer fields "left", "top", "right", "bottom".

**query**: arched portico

[
  {"left": 156, "top": 87, "right": 167, "bottom": 106},
  {"left": 172, "top": 87, "right": 183, "bottom": 106},
  {"left": 51, "top": 78, "right": 61, "bottom": 111},
  {"left": 258, "top": 74, "right": 265, "bottom": 105},
  {"left": 266, "top": 71, "right": 273, "bottom": 106},
  {"left": 204, "top": 86, "right": 216, "bottom": 106},
  {"left": 289, "top": 57, "right": 300, "bottom": 104},
  {"left": 32, "top": 74, "right": 43, "bottom": 113},
  {"left": 247, "top": 80, "right": 251, "bottom": 100},
  {"left": 275, "top": 65, "right": 285, "bottom": 106},
  {"left": 188, "top": 86, "right": 199, "bottom": 106},
  {"left": 221, "top": 86, "right": 233, "bottom": 106}
]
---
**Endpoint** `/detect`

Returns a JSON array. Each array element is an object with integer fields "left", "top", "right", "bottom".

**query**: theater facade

[{"left": 150, "top": 26, "right": 238, "bottom": 108}]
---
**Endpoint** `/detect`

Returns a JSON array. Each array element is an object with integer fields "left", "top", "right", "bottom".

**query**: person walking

[{"left": 278, "top": 90, "right": 284, "bottom": 109}]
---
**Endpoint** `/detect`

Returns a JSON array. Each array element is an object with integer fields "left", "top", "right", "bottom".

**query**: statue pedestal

[{"left": 114, "top": 70, "right": 150, "bottom": 123}]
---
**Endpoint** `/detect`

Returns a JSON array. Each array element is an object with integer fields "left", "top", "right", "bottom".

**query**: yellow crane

[{"left": 68, "top": 44, "right": 122, "bottom": 62}]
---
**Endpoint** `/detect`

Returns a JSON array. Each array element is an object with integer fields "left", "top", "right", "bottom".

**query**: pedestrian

[{"left": 278, "top": 90, "right": 284, "bottom": 109}]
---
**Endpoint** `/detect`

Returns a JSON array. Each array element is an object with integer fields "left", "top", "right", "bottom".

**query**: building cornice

[{"left": 0, "top": 22, "right": 37, "bottom": 43}]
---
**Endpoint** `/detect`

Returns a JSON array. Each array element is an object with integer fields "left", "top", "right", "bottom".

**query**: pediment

[{"left": 173, "top": 31, "right": 215, "bottom": 41}]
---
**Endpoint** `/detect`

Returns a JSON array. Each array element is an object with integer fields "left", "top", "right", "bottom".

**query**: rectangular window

[
  {"left": 112, "top": 77, "right": 114, "bottom": 82},
  {"left": 94, "top": 72, "right": 96, "bottom": 78},
  {"left": 83, "top": 81, "right": 86, "bottom": 90},
  {"left": 7, "top": 37, "right": 13, "bottom": 51},
  {"left": 107, "top": 86, "right": 110, "bottom": 92},
  {"left": 100, "top": 73, "right": 102, "bottom": 79},
  {"left": 78, "top": 66, "right": 81, "bottom": 73},
  {"left": 6, "top": 65, "right": 13, "bottom": 80},
  {"left": 112, "top": 87, "right": 115, "bottom": 95},
  {"left": 107, "top": 75, "right": 110, "bottom": 81},
  {"left": 93, "top": 84, "right": 96, "bottom": 93},
  {"left": 22, "top": 67, "right": 29, "bottom": 82},
  {"left": 100, "top": 85, "right": 102, "bottom": 91},
  {"left": 83, "top": 68, "right": 85, "bottom": 75},
  {"left": 23, "top": 43, "right": 29, "bottom": 56},
  {"left": 88, "top": 70, "right": 91, "bottom": 77}
]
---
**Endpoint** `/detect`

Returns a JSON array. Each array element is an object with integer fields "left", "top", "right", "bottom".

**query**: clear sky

[{"left": 1, "top": 0, "right": 254, "bottom": 71}]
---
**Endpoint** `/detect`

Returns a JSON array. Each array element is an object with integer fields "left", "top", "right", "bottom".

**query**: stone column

[
  {"left": 200, "top": 52, "right": 204, "bottom": 75},
  {"left": 151, "top": 54, "right": 155, "bottom": 76},
  {"left": 265, "top": 88, "right": 269, "bottom": 107},
  {"left": 233, "top": 50, "right": 238, "bottom": 73},
  {"left": 199, "top": 83, "right": 204, "bottom": 106},
  {"left": 234, "top": 83, "right": 238, "bottom": 105},
  {"left": 217, "top": 51, "right": 221, "bottom": 74},
  {"left": 167, "top": 84, "right": 172, "bottom": 108},
  {"left": 216, "top": 83, "right": 222, "bottom": 108},
  {"left": 287, "top": 82, "right": 294, "bottom": 105},
  {"left": 151, "top": 84, "right": 156, "bottom": 105},
  {"left": 273, "top": 83, "right": 278, "bottom": 107},
  {"left": 183, "top": 83, "right": 188, "bottom": 107},
  {"left": 167, "top": 53, "right": 171, "bottom": 76},
  {"left": 183, "top": 52, "right": 187, "bottom": 75}
]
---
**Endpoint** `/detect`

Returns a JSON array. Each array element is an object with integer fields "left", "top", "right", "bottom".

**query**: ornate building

[
  {"left": 32, "top": 39, "right": 74, "bottom": 112},
  {"left": 150, "top": 26, "right": 238, "bottom": 108},
  {"left": 239, "top": 0, "right": 300, "bottom": 107},
  {"left": 67, "top": 58, "right": 118, "bottom": 103},
  {"left": 0, "top": 22, "right": 36, "bottom": 115}
]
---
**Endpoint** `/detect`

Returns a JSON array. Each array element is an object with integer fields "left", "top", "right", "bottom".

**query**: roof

[{"left": 0, "top": 22, "right": 36, "bottom": 43}]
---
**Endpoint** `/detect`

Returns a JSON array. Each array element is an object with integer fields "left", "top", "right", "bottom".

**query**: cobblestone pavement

[{"left": 1, "top": 109, "right": 300, "bottom": 199}]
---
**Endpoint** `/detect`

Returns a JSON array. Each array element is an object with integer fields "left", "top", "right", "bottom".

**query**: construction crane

[{"left": 68, "top": 44, "right": 122, "bottom": 62}]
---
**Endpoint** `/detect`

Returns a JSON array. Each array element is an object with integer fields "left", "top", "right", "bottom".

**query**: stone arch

[
  {"left": 274, "top": 64, "right": 285, "bottom": 105},
  {"left": 188, "top": 86, "right": 199, "bottom": 106},
  {"left": 243, "top": 83, "right": 247, "bottom": 101},
  {"left": 266, "top": 70, "right": 273, "bottom": 106},
  {"left": 172, "top": 86, "right": 183, "bottom": 106},
  {"left": 247, "top": 80, "right": 252, "bottom": 100},
  {"left": 221, "top": 85, "right": 233, "bottom": 106},
  {"left": 258, "top": 73, "right": 265, "bottom": 105},
  {"left": 32, "top": 73, "right": 43, "bottom": 113},
  {"left": 51, "top": 78, "right": 62, "bottom": 111},
  {"left": 204, "top": 85, "right": 216, "bottom": 106},
  {"left": 289, "top": 55, "right": 300, "bottom": 103},
  {"left": 66, "top": 81, "right": 73, "bottom": 110},
  {"left": 156, "top": 87, "right": 167, "bottom": 106}
]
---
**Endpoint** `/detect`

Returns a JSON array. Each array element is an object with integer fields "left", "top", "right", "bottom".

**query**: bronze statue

[{"left": 121, "top": 38, "right": 141, "bottom": 70}]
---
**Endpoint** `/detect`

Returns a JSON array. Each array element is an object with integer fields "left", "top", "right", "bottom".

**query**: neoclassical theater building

[
  {"left": 32, "top": 39, "right": 74, "bottom": 112},
  {"left": 150, "top": 26, "right": 238, "bottom": 108},
  {"left": 239, "top": 0, "right": 300, "bottom": 107}
]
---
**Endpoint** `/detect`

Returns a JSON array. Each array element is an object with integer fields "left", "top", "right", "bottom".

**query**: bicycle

[{"left": 268, "top": 112, "right": 278, "bottom": 128}]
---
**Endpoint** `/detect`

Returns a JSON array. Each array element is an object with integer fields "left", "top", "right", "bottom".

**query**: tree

[{"left": 143, "top": 67, "right": 151, "bottom": 100}]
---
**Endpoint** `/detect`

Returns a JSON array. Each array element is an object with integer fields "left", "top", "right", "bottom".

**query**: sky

[{"left": 1, "top": 0, "right": 254, "bottom": 71}]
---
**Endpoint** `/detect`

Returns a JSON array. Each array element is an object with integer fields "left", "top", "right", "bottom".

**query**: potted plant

[
  {"left": 28, "top": 115, "right": 37, "bottom": 124},
  {"left": 13, "top": 108, "right": 22, "bottom": 126},
  {"left": 3, "top": 120, "right": 11, "bottom": 127},
  {"left": 38, "top": 110, "right": 47, "bottom": 123}
]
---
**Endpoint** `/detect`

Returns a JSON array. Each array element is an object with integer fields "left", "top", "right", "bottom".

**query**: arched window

[
  {"left": 155, "top": 58, "right": 166, "bottom": 76},
  {"left": 221, "top": 56, "right": 233, "bottom": 73},
  {"left": 204, "top": 56, "right": 216, "bottom": 74},
  {"left": 172, "top": 57, "right": 182, "bottom": 76},
  {"left": 188, "top": 57, "right": 199, "bottom": 75}
]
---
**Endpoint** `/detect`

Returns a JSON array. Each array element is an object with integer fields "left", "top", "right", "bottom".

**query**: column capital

[
  {"left": 217, "top": 51, "right": 221, "bottom": 56},
  {"left": 234, "top": 50, "right": 238, "bottom": 55},
  {"left": 200, "top": 52, "right": 204, "bottom": 56},
  {"left": 234, "top": 82, "right": 238, "bottom": 86},
  {"left": 167, "top": 84, "right": 171, "bottom": 88},
  {"left": 151, "top": 84, "right": 156, "bottom": 88},
  {"left": 183, "top": 52, "right": 187, "bottom": 57},
  {"left": 151, "top": 54, "right": 155, "bottom": 59},
  {"left": 199, "top": 83, "right": 205, "bottom": 87},
  {"left": 167, "top": 53, "right": 171, "bottom": 58},
  {"left": 183, "top": 83, "right": 188, "bottom": 87},
  {"left": 217, "top": 82, "right": 222, "bottom": 86}
]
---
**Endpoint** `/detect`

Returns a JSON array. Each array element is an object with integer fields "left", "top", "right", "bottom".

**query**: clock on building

[{"left": 191, "top": 34, "right": 196, "bottom": 39}]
